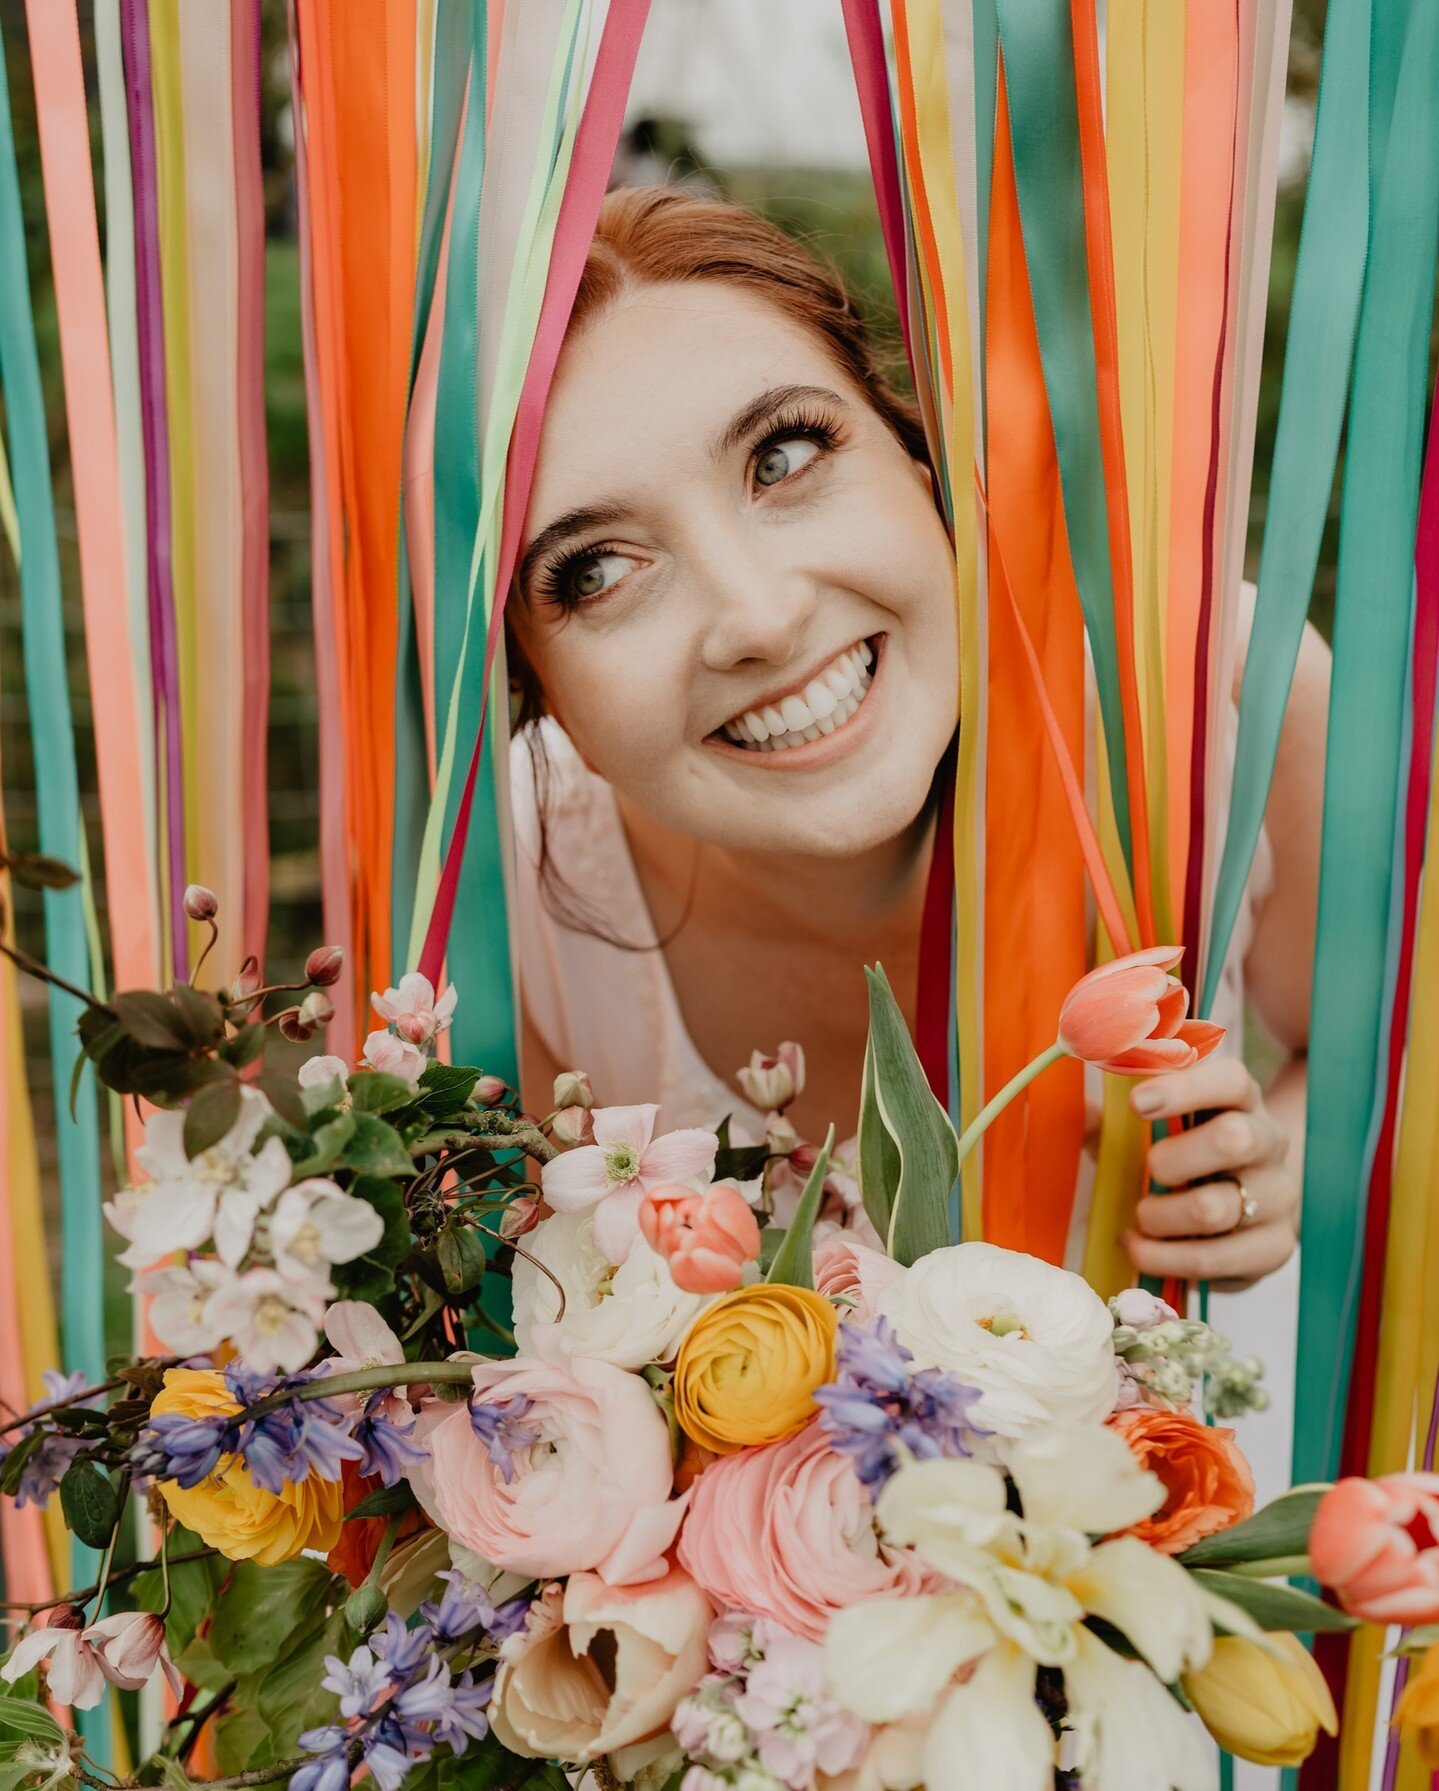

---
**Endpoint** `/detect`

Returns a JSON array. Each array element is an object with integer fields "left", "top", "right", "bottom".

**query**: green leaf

[
  {"left": 418, "top": 1063, "right": 481, "bottom": 1111},
  {"left": 212, "top": 1706, "right": 271, "bottom": 1777},
  {"left": 863, "top": 965, "right": 956, "bottom": 1265},
  {"left": 346, "top": 1482, "right": 419, "bottom": 1522},
  {"left": 437, "top": 1220, "right": 489, "bottom": 1294},
  {"left": 151, "top": 1756, "right": 198, "bottom": 1791},
  {"left": 0, "top": 1697, "right": 63, "bottom": 1744},
  {"left": 290, "top": 1111, "right": 357, "bottom": 1177},
  {"left": 170, "top": 982, "right": 226, "bottom": 1046},
  {"left": 1190, "top": 1568, "right": 1358, "bottom": 1634},
  {"left": 331, "top": 1177, "right": 411, "bottom": 1302},
  {"left": 343, "top": 1113, "right": 417, "bottom": 1178},
  {"left": 766, "top": 1128, "right": 835, "bottom": 1290},
  {"left": 183, "top": 1075, "right": 243, "bottom": 1159},
  {"left": 220, "top": 1022, "right": 267, "bottom": 1070},
  {"left": 257, "top": 1608, "right": 352, "bottom": 1751},
  {"left": 205, "top": 1558, "right": 336, "bottom": 1679},
  {"left": 113, "top": 989, "right": 195, "bottom": 1050},
  {"left": 58, "top": 1459, "right": 118, "bottom": 1549},
  {"left": 350, "top": 1072, "right": 419, "bottom": 1115},
  {"left": 254, "top": 1070, "right": 308, "bottom": 1132},
  {"left": 1178, "top": 1487, "right": 1327, "bottom": 1568},
  {"left": 171, "top": 1634, "right": 232, "bottom": 1693},
  {"left": 3, "top": 850, "right": 79, "bottom": 891},
  {"left": 0, "top": 1433, "right": 42, "bottom": 1499},
  {"left": 857, "top": 1033, "right": 901, "bottom": 1243}
]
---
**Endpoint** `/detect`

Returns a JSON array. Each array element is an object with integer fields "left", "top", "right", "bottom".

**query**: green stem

[
  {"left": 240, "top": 1360, "right": 478, "bottom": 1422},
  {"left": 1224, "top": 1554, "right": 1311, "bottom": 1580},
  {"left": 954, "top": 1040, "right": 1068, "bottom": 1165},
  {"left": 365, "top": 1513, "right": 404, "bottom": 1586}
]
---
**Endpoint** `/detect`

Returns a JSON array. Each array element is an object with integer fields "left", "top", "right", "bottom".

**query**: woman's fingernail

[{"left": 1132, "top": 1086, "right": 1163, "bottom": 1116}]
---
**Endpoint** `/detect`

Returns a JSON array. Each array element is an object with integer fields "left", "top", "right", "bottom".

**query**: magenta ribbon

[{"left": 838, "top": 0, "right": 913, "bottom": 368}]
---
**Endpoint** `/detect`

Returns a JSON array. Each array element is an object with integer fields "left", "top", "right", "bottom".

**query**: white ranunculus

[
  {"left": 512, "top": 1209, "right": 710, "bottom": 1369},
  {"left": 875, "top": 1242, "right": 1118, "bottom": 1440}
]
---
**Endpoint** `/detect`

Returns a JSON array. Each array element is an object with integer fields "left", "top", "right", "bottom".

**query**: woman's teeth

[{"left": 721, "top": 640, "right": 875, "bottom": 752}]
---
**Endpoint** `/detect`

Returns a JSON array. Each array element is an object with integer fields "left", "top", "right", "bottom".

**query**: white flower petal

[
  {"left": 923, "top": 1646, "right": 1053, "bottom": 1791},
  {"left": 874, "top": 1457, "right": 1010, "bottom": 1550},
  {"left": 637, "top": 1126, "right": 719, "bottom": 1184},
  {"left": 313, "top": 1193, "right": 386, "bottom": 1264},
  {"left": 541, "top": 1144, "right": 611, "bottom": 1213},
  {"left": 325, "top": 1299, "right": 404, "bottom": 1366},
  {"left": 1064, "top": 1629, "right": 1214, "bottom": 1791},
  {"left": 590, "top": 1104, "right": 659, "bottom": 1157},
  {"left": 1004, "top": 1423, "right": 1165, "bottom": 1535},
  {"left": 1066, "top": 1538, "right": 1213, "bottom": 1683},
  {"left": 823, "top": 1594, "right": 992, "bottom": 1724}
]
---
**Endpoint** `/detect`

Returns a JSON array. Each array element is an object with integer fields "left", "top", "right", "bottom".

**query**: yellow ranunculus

[
  {"left": 1396, "top": 1642, "right": 1439, "bottom": 1767},
  {"left": 151, "top": 1368, "right": 344, "bottom": 1565},
  {"left": 673, "top": 1284, "right": 837, "bottom": 1454},
  {"left": 1183, "top": 1633, "right": 1338, "bottom": 1767}
]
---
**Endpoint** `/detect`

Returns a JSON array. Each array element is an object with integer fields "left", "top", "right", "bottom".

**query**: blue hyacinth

[{"left": 813, "top": 1317, "right": 987, "bottom": 1488}]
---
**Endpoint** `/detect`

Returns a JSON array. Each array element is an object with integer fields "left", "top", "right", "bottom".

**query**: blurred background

[{"left": 0, "top": 0, "right": 1341, "bottom": 1194}]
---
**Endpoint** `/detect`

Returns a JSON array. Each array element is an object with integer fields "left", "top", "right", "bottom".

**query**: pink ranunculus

[
  {"left": 1057, "top": 945, "right": 1224, "bottom": 1076},
  {"left": 541, "top": 1104, "right": 718, "bottom": 1263},
  {"left": 1309, "top": 1473, "right": 1439, "bottom": 1625},
  {"left": 408, "top": 1336, "right": 686, "bottom": 1587},
  {"left": 491, "top": 1568, "right": 712, "bottom": 1764},
  {"left": 677, "top": 1422, "right": 933, "bottom": 1643},
  {"left": 639, "top": 1183, "right": 762, "bottom": 1294},
  {"left": 813, "top": 1235, "right": 906, "bottom": 1322}
]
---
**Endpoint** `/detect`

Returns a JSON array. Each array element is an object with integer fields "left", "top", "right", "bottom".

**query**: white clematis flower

[
  {"left": 875, "top": 1242, "right": 1119, "bottom": 1441},
  {"left": 205, "top": 1265, "right": 331, "bottom": 1375},
  {"left": 511, "top": 1209, "right": 711, "bottom": 1369},
  {"left": 823, "top": 1424, "right": 1214, "bottom": 1791},
  {"left": 268, "top": 1178, "right": 386, "bottom": 1281},
  {"left": 104, "top": 1088, "right": 291, "bottom": 1270},
  {"left": 130, "top": 1260, "right": 233, "bottom": 1355}
]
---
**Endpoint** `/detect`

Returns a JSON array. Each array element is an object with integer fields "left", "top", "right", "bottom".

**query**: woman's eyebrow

[
  {"left": 712, "top": 384, "right": 847, "bottom": 458},
  {"left": 518, "top": 501, "right": 634, "bottom": 594}
]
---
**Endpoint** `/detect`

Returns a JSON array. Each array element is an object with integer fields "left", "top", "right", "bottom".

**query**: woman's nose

[{"left": 693, "top": 531, "right": 819, "bottom": 670}]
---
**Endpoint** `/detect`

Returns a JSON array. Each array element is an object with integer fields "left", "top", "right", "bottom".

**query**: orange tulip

[
  {"left": 638, "top": 1182, "right": 762, "bottom": 1294},
  {"left": 1057, "top": 945, "right": 1224, "bottom": 1076}
]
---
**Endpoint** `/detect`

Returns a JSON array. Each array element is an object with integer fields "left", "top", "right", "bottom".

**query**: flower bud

[
  {"left": 500, "top": 1194, "right": 543, "bottom": 1240},
  {"left": 395, "top": 1012, "right": 431, "bottom": 1046},
  {"left": 550, "top": 1104, "right": 595, "bottom": 1148},
  {"left": 279, "top": 1006, "right": 316, "bottom": 1043},
  {"left": 183, "top": 884, "right": 218, "bottom": 922},
  {"left": 299, "top": 990, "right": 335, "bottom": 1029},
  {"left": 473, "top": 1073, "right": 508, "bottom": 1106},
  {"left": 48, "top": 1603, "right": 84, "bottom": 1632},
  {"left": 1184, "top": 1634, "right": 1336, "bottom": 1766},
  {"left": 228, "top": 956, "right": 262, "bottom": 1001},
  {"left": 344, "top": 1583, "right": 390, "bottom": 1635},
  {"left": 736, "top": 1042, "right": 804, "bottom": 1114},
  {"left": 304, "top": 945, "right": 345, "bottom": 988},
  {"left": 551, "top": 1069, "right": 594, "bottom": 1111}
]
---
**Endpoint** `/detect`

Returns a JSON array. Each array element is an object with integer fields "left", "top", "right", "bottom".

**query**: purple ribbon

[{"left": 120, "top": 0, "right": 187, "bottom": 979}]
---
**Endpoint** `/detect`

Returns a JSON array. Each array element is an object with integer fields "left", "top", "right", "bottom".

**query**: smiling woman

[{"left": 502, "top": 187, "right": 1328, "bottom": 1347}]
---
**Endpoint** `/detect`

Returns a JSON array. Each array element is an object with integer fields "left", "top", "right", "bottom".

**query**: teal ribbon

[
  {"left": 1291, "top": 0, "right": 1439, "bottom": 1491},
  {"left": 1201, "top": 0, "right": 1374, "bottom": 1014},
  {"left": 0, "top": 12, "right": 106, "bottom": 1745},
  {"left": 987, "top": 0, "right": 1132, "bottom": 868}
]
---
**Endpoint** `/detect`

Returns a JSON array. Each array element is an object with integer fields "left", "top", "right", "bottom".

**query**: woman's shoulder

[{"left": 510, "top": 719, "right": 613, "bottom": 862}]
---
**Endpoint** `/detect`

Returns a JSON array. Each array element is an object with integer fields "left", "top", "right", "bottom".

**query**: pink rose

[
  {"left": 1310, "top": 1473, "right": 1439, "bottom": 1625},
  {"left": 491, "top": 1568, "right": 712, "bottom": 1763},
  {"left": 813, "top": 1236, "right": 905, "bottom": 1322},
  {"left": 409, "top": 1337, "right": 686, "bottom": 1586},
  {"left": 677, "top": 1422, "right": 932, "bottom": 1642}
]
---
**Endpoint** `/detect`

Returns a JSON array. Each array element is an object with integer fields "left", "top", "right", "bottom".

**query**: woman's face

[{"left": 511, "top": 281, "right": 959, "bottom": 859}]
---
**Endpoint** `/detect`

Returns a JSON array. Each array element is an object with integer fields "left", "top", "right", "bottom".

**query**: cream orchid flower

[{"left": 823, "top": 1424, "right": 1215, "bottom": 1791}]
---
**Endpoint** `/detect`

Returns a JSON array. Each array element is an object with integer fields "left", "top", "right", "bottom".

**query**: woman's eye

[
  {"left": 754, "top": 435, "right": 822, "bottom": 489},
  {"left": 568, "top": 552, "right": 631, "bottom": 601}
]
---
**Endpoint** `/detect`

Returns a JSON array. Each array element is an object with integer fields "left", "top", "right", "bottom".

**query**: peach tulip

[
  {"left": 1057, "top": 945, "right": 1224, "bottom": 1076},
  {"left": 638, "top": 1182, "right": 762, "bottom": 1294},
  {"left": 1309, "top": 1473, "right": 1439, "bottom": 1625}
]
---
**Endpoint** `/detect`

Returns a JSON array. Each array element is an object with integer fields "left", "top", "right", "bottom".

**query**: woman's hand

[{"left": 1121, "top": 1056, "right": 1298, "bottom": 1292}]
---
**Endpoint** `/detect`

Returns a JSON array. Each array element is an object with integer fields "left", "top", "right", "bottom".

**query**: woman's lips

[{"left": 703, "top": 635, "right": 887, "bottom": 772}]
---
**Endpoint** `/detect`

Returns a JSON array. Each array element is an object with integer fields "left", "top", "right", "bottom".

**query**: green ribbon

[
  {"left": 391, "top": 0, "right": 475, "bottom": 971},
  {"left": 988, "top": 0, "right": 1132, "bottom": 867},
  {"left": 1201, "top": 0, "right": 1373, "bottom": 1015},
  {"left": 1291, "top": 0, "right": 1439, "bottom": 1491},
  {"left": 0, "top": 11, "right": 106, "bottom": 1738}
]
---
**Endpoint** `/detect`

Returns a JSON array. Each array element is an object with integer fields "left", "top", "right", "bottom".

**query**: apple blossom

[{"left": 371, "top": 972, "right": 457, "bottom": 1045}]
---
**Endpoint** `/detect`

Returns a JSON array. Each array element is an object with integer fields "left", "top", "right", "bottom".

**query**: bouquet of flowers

[{"left": 3, "top": 878, "right": 1438, "bottom": 1791}]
